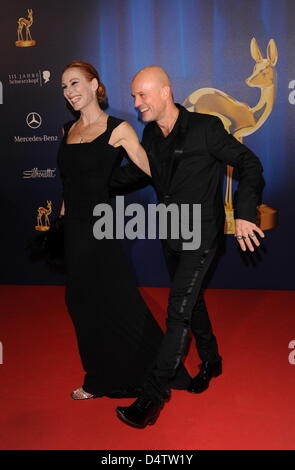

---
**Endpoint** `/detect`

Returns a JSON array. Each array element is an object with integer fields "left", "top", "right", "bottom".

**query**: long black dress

[{"left": 57, "top": 115, "right": 190, "bottom": 397}]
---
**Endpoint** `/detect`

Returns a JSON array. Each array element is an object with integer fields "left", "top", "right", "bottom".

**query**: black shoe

[
  {"left": 116, "top": 396, "right": 163, "bottom": 428},
  {"left": 187, "top": 360, "right": 222, "bottom": 394}
]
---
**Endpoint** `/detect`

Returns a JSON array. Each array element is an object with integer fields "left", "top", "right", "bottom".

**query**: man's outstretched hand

[{"left": 234, "top": 219, "right": 265, "bottom": 252}]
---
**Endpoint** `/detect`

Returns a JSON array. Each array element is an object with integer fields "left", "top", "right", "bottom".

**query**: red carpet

[{"left": 0, "top": 285, "right": 294, "bottom": 450}]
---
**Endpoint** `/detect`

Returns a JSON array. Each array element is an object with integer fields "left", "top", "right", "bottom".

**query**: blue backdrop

[{"left": 0, "top": 0, "right": 294, "bottom": 289}]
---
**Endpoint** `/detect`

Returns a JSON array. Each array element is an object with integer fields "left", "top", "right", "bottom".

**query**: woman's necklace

[{"left": 78, "top": 112, "right": 103, "bottom": 143}]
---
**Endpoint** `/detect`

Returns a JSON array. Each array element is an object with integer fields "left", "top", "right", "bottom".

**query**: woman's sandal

[{"left": 71, "top": 387, "right": 94, "bottom": 400}]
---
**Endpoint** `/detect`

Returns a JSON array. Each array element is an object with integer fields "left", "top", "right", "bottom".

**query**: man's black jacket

[{"left": 109, "top": 104, "right": 264, "bottom": 250}]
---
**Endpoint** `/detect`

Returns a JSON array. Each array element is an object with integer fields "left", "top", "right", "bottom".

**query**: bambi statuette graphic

[
  {"left": 35, "top": 200, "right": 52, "bottom": 231},
  {"left": 15, "top": 9, "right": 36, "bottom": 47},
  {"left": 184, "top": 38, "right": 278, "bottom": 234}
]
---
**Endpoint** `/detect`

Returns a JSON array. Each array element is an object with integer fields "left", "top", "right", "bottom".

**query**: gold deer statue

[
  {"left": 183, "top": 37, "right": 278, "bottom": 233},
  {"left": 16, "top": 9, "right": 36, "bottom": 47},
  {"left": 35, "top": 200, "right": 52, "bottom": 231}
]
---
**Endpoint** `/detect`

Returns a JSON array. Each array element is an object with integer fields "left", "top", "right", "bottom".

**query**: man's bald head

[
  {"left": 132, "top": 66, "right": 171, "bottom": 88},
  {"left": 131, "top": 66, "right": 174, "bottom": 123}
]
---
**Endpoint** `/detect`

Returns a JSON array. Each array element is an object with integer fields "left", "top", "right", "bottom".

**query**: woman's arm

[
  {"left": 109, "top": 121, "right": 151, "bottom": 176},
  {"left": 59, "top": 200, "right": 65, "bottom": 216}
]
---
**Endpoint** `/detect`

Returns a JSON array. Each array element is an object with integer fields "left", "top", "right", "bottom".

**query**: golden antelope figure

[
  {"left": 183, "top": 38, "right": 278, "bottom": 233},
  {"left": 36, "top": 200, "right": 52, "bottom": 231},
  {"left": 17, "top": 9, "right": 34, "bottom": 41}
]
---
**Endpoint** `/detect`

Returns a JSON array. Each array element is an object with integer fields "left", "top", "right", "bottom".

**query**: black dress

[{"left": 57, "top": 115, "right": 190, "bottom": 397}]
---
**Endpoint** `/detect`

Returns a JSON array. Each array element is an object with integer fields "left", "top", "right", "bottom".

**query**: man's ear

[{"left": 161, "top": 85, "right": 171, "bottom": 100}]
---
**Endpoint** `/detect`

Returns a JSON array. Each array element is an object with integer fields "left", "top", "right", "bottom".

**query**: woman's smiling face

[{"left": 62, "top": 67, "right": 98, "bottom": 111}]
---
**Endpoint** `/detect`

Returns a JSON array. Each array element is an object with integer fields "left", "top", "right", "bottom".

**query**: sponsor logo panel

[
  {"left": 14, "top": 112, "right": 59, "bottom": 143},
  {"left": 23, "top": 168, "right": 56, "bottom": 179},
  {"left": 8, "top": 70, "right": 51, "bottom": 87}
]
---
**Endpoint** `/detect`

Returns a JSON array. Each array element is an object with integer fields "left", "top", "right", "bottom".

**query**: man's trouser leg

[
  {"left": 190, "top": 290, "right": 221, "bottom": 363},
  {"left": 143, "top": 245, "right": 218, "bottom": 405}
]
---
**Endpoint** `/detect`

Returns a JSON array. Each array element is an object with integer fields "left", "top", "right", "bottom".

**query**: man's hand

[{"left": 234, "top": 218, "right": 265, "bottom": 252}]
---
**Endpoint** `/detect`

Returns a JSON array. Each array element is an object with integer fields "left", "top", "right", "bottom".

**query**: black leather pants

[{"left": 143, "top": 243, "right": 222, "bottom": 405}]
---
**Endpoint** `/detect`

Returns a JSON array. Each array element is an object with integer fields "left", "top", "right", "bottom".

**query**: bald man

[{"left": 111, "top": 66, "right": 265, "bottom": 428}]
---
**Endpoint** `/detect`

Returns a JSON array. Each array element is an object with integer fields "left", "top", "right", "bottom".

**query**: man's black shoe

[
  {"left": 187, "top": 360, "right": 222, "bottom": 394},
  {"left": 116, "top": 396, "right": 163, "bottom": 428}
]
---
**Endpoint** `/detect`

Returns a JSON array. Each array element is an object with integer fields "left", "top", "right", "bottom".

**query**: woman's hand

[{"left": 109, "top": 122, "right": 151, "bottom": 176}]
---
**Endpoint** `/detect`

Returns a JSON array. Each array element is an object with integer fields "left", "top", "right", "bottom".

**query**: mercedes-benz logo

[{"left": 26, "top": 112, "right": 42, "bottom": 129}]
